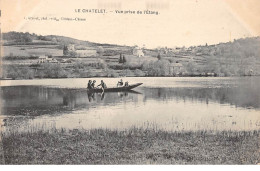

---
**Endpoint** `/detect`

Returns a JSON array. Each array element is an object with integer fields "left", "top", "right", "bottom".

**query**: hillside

[
  {"left": 2, "top": 32, "right": 133, "bottom": 57},
  {"left": 146, "top": 37, "right": 260, "bottom": 76},
  {"left": 1, "top": 31, "right": 260, "bottom": 79},
  {"left": 3, "top": 31, "right": 98, "bottom": 46}
]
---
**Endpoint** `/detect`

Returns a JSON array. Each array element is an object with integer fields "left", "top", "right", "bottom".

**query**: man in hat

[{"left": 87, "top": 80, "right": 92, "bottom": 89}]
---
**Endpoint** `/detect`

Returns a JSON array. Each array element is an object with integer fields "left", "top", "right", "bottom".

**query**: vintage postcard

[{"left": 0, "top": 0, "right": 260, "bottom": 165}]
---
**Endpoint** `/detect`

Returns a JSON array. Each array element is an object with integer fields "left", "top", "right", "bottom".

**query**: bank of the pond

[
  {"left": 2, "top": 75, "right": 259, "bottom": 81},
  {"left": 1, "top": 128, "right": 260, "bottom": 164}
]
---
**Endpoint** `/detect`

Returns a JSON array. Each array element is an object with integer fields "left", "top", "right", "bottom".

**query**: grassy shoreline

[
  {"left": 1, "top": 75, "right": 260, "bottom": 81},
  {"left": 1, "top": 128, "right": 260, "bottom": 164}
]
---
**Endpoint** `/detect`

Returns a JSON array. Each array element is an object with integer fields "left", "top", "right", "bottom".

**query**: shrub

[
  {"left": 6, "top": 65, "right": 35, "bottom": 79},
  {"left": 106, "top": 69, "right": 119, "bottom": 77},
  {"left": 37, "top": 63, "right": 68, "bottom": 78},
  {"left": 142, "top": 60, "right": 170, "bottom": 76},
  {"left": 134, "top": 69, "right": 145, "bottom": 77}
]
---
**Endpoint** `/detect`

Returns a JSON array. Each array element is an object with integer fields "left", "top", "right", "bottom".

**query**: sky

[{"left": 1, "top": 0, "right": 260, "bottom": 48}]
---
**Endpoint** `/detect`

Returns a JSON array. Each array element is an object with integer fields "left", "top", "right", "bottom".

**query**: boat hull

[{"left": 88, "top": 83, "right": 143, "bottom": 93}]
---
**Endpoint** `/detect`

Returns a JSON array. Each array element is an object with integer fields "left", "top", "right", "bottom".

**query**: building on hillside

[
  {"left": 187, "top": 47, "right": 193, "bottom": 52},
  {"left": 68, "top": 44, "right": 75, "bottom": 51},
  {"left": 196, "top": 52, "right": 203, "bottom": 56},
  {"left": 38, "top": 56, "right": 58, "bottom": 63},
  {"left": 133, "top": 47, "right": 144, "bottom": 57},
  {"left": 38, "top": 56, "right": 49, "bottom": 63},
  {"left": 63, "top": 44, "right": 76, "bottom": 57},
  {"left": 49, "top": 58, "right": 58, "bottom": 63},
  {"left": 169, "top": 62, "right": 183, "bottom": 75},
  {"left": 171, "top": 47, "right": 181, "bottom": 53}
]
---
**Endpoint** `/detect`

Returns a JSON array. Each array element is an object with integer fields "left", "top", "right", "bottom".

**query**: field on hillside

[
  {"left": 105, "top": 54, "right": 157, "bottom": 65},
  {"left": 3, "top": 45, "right": 63, "bottom": 57}
]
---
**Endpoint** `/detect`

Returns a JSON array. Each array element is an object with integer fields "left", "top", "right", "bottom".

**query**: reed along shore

[{"left": 1, "top": 128, "right": 260, "bottom": 164}]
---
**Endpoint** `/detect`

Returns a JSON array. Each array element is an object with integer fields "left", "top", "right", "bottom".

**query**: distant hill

[
  {"left": 141, "top": 36, "right": 260, "bottom": 76},
  {"left": 2, "top": 31, "right": 122, "bottom": 48},
  {"left": 1, "top": 31, "right": 133, "bottom": 57}
]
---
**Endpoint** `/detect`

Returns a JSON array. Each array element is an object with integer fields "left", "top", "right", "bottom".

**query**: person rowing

[
  {"left": 97, "top": 80, "right": 107, "bottom": 92},
  {"left": 117, "top": 79, "right": 124, "bottom": 87},
  {"left": 91, "top": 80, "right": 96, "bottom": 89}
]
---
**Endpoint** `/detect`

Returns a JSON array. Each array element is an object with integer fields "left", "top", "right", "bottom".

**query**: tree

[
  {"left": 185, "top": 61, "right": 198, "bottom": 74},
  {"left": 23, "top": 35, "right": 32, "bottom": 43},
  {"left": 143, "top": 60, "right": 170, "bottom": 76},
  {"left": 122, "top": 55, "right": 127, "bottom": 64},
  {"left": 97, "top": 46, "right": 104, "bottom": 56},
  {"left": 68, "top": 51, "right": 77, "bottom": 57},
  {"left": 157, "top": 54, "right": 161, "bottom": 60},
  {"left": 39, "top": 63, "right": 68, "bottom": 78},
  {"left": 98, "top": 59, "right": 108, "bottom": 69},
  {"left": 119, "top": 54, "right": 123, "bottom": 63},
  {"left": 63, "top": 45, "right": 69, "bottom": 56}
]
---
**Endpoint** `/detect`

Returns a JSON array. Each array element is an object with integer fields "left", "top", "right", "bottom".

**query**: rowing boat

[{"left": 87, "top": 83, "right": 143, "bottom": 93}]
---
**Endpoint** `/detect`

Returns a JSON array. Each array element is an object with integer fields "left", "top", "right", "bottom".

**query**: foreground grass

[{"left": 1, "top": 128, "right": 260, "bottom": 164}]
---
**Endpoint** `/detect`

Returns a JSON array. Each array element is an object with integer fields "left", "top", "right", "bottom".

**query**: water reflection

[
  {"left": 142, "top": 87, "right": 260, "bottom": 109},
  {"left": 0, "top": 80, "right": 260, "bottom": 132},
  {"left": 0, "top": 86, "right": 141, "bottom": 116}
]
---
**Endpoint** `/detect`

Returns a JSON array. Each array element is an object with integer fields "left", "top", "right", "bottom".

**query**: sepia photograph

[{"left": 0, "top": 0, "right": 260, "bottom": 165}]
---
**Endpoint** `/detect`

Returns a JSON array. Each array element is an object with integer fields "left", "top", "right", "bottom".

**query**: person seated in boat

[
  {"left": 97, "top": 80, "right": 107, "bottom": 92},
  {"left": 91, "top": 80, "right": 96, "bottom": 89},
  {"left": 87, "top": 80, "right": 92, "bottom": 89},
  {"left": 124, "top": 81, "right": 129, "bottom": 87},
  {"left": 117, "top": 79, "right": 124, "bottom": 87}
]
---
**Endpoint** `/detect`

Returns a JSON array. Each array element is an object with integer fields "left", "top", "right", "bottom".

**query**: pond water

[{"left": 0, "top": 77, "right": 260, "bottom": 132}]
